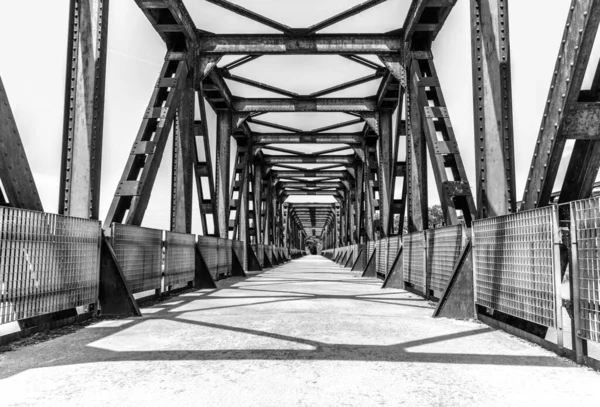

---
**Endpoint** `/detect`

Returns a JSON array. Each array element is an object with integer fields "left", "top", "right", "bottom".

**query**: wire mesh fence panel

[
  {"left": 403, "top": 232, "right": 426, "bottom": 293},
  {"left": 376, "top": 239, "right": 389, "bottom": 276},
  {"left": 0, "top": 208, "right": 101, "bottom": 325},
  {"left": 265, "top": 245, "right": 273, "bottom": 265},
  {"left": 218, "top": 238, "right": 233, "bottom": 277},
  {"left": 387, "top": 236, "right": 402, "bottom": 276},
  {"left": 252, "top": 244, "right": 264, "bottom": 268},
  {"left": 111, "top": 224, "right": 162, "bottom": 294},
  {"left": 352, "top": 244, "right": 361, "bottom": 267},
  {"left": 197, "top": 236, "right": 219, "bottom": 279},
  {"left": 427, "top": 225, "right": 465, "bottom": 296},
  {"left": 164, "top": 232, "right": 195, "bottom": 287},
  {"left": 571, "top": 198, "right": 600, "bottom": 342},
  {"left": 367, "top": 240, "right": 376, "bottom": 263},
  {"left": 473, "top": 206, "right": 558, "bottom": 328},
  {"left": 232, "top": 240, "right": 245, "bottom": 271}
]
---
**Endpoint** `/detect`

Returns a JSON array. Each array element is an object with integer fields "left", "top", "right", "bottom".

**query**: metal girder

[
  {"left": 171, "top": 87, "right": 194, "bottom": 233},
  {"left": 471, "top": 0, "right": 516, "bottom": 218},
  {"left": 263, "top": 155, "right": 356, "bottom": 165},
  {"left": 196, "top": 33, "right": 404, "bottom": 55},
  {"left": 232, "top": 97, "right": 377, "bottom": 112},
  {"left": 375, "top": 72, "right": 401, "bottom": 110},
  {"left": 364, "top": 146, "right": 377, "bottom": 240},
  {"left": 252, "top": 133, "right": 363, "bottom": 145},
  {"left": 194, "top": 86, "right": 218, "bottom": 236},
  {"left": 0, "top": 77, "right": 43, "bottom": 211},
  {"left": 378, "top": 109, "right": 394, "bottom": 237},
  {"left": 59, "top": 0, "right": 109, "bottom": 220},
  {"left": 406, "top": 59, "right": 428, "bottom": 232},
  {"left": 284, "top": 191, "right": 341, "bottom": 196},
  {"left": 355, "top": 162, "right": 365, "bottom": 242},
  {"left": 104, "top": 53, "right": 188, "bottom": 228},
  {"left": 253, "top": 164, "right": 263, "bottom": 243},
  {"left": 280, "top": 182, "right": 343, "bottom": 189},
  {"left": 271, "top": 171, "right": 350, "bottom": 179},
  {"left": 229, "top": 145, "right": 250, "bottom": 239},
  {"left": 136, "top": 0, "right": 197, "bottom": 49},
  {"left": 310, "top": 71, "right": 386, "bottom": 98},
  {"left": 306, "top": 0, "right": 390, "bottom": 34},
  {"left": 223, "top": 70, "right": 384, "bottom": 99},
  {"left": 215, "top": 110, "right": 232, "bottom": 238},
  {"left": 205, "top": 0, "right": 294, "bottom": 34},
  {"left": 411, "top": 57, "right": 477, "bottom": 227},
  {"left": 404, "top": 0, "right": 458, "bottom": 48},
  {"left": 222, "top": 55, "right": 261, "bottom": 71},
  {"left": 560, "top": 68, "right": 600, "bottom": 203},
  {"left": 522, "top": 0, "right": 600, "bottom": 209}
]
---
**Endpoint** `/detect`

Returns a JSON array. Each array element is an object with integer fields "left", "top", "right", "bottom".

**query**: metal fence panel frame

[
  {"left": 403, "top": 232, "right": 426, "bottom": 293},
  {"left": 111, "top": 224, "right": 163, "bottom": 294},
  {"left": 0, "top": 208, "right": 101, "bottom": 325},
  {"left": 571, "top": 198, "right": 600, "bottom": 343},
  {"left": 426, "top": 225, "right": 465, "bottom": 296},
  {"left": 164, "top": 231, "right": 195, "bottom": 287},
  {"left": 472, "top": 206, "right": 560, "bottom": 329}
]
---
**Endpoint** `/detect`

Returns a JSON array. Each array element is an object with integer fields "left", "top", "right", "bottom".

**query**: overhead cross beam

[
  {"left": 205, "top": 0, "right": 294, "bottom": 34},
  {"left": 263, "top": 155, "right": 356, "bottom": 165},
  {"left": 253, "top": 133, "right": 363, "bottom": 145},
  {"left": 196, "top": 33, "right": 404, "bottom": 55},
  {"left": 232, "top": 97, "right": 377, "bottom": 112}
]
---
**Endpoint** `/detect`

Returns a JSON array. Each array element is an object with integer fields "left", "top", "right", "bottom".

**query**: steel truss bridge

[{"left": 1, "top": 0, "right": 600, "bottom": 370}]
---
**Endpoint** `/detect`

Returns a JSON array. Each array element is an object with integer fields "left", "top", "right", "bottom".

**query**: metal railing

[
  {"left": 571, "top": 198, "right": 600, "bottom": 344},
  {"left": 111, "top": 224, "right": 163, "bottom": 294},
  {"left": 427, "top": 225, "right": 466, "bottom": 297},
  {"left": 165, "top": 231, "right": 195, "bottom": 288},
  {"left": 472, "top": 206, "right": 559, "bottom": 328},
  {"left": 1, "top": 208, "right": 101, "bottom": 325},
  {"left": 403, "top": 232, "right": 426, "bottom": 293}
]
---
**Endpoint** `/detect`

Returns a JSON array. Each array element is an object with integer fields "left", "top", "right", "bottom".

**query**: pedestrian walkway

[{"left": 1, "top": 256, "right": 599, "bottom": 406}]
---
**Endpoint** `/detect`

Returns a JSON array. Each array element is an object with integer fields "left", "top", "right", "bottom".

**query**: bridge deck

[{"left": 1, "top": 256, "right": 598, "bottom": 406}]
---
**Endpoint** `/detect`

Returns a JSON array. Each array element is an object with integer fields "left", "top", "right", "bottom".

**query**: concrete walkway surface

[{"left": 1, "top": 255, "right": 599, "bottom": 406}]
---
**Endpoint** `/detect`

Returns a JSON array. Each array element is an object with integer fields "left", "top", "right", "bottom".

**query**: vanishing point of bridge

[{"left": 1, "top": 0, "right": 600, "bottom": 403}]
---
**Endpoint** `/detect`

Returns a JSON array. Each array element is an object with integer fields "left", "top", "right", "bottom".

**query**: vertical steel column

[
  {"left": 364, "top": 149, "right": 376, "bottom": 240},
  {"left": 283, "top": 202, "right": 289, "bottom": 249},
  {"left": 60, "top": 0, "right": 110, "bottom": 219},
  {"left": 238, "top": 156, "right": 250, "bottom": 269},
  {"left": 253, "top": 164, "right": 263, "bottom": 243},
  {"left": 171, "top": 87, "right": 194, "bottom": 233},
  {"left": 263, "top": 177, "right": 272, "bottom": 244},
  {"left": 471, "top": 0, "right": 516, "bottom": 218},
  {"left": 194, "top": 86, "right": 218, "bottom": 236},
  {"left": 355, "top": 163, "right": 364, "bottom": 242},
  {"left": 406, "top": 58, "right": 428, "bottom": 231},
  {"left": 378, "top": 109, "right": 394, "bottom": 236},
  {"left": 215, "top": 110, "right": 232, "bottom": 238},
  {"left": 335, "top": 203, "right": 341, "bottom": 248},
  {"left": 349, "top": 188, "right": 356, "bottom": 244}
]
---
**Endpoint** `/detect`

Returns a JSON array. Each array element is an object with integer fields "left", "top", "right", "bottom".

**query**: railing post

[
  {"left": 551, "top": 205, "right": 564, "bottom": 351},
  {"left": 569, "top": 202, "right": 586, "bottom": 364}
]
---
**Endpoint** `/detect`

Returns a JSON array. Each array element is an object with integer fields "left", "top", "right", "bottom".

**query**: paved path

[{"left": 1, "top": 256, "right": 599, "bottom": 406}]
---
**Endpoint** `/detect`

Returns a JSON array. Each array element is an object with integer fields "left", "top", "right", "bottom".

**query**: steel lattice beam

[{"left": 196, "top": 33, "right": 404, "bottom": 55}]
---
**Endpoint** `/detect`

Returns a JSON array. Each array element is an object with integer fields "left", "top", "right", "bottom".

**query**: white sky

[{"left": 0, "top": 0, "right": 592, "bottom": 234}]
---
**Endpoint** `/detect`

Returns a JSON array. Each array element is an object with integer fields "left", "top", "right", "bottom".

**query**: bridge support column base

[
  {"left": 382, "top": 248, "right": 404, "bottom": 289},
  {"left": 194, "top": 247, "right": 217, "bottom": 289},
  {"left": 361, "top": 249, "right": 377, "bottom": 278},
  {"left": 433, "top": 241, "right": 474, "bottom": 319},
  {"left": 99, "top": 237, "right": 142, "bottom": 317}
]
